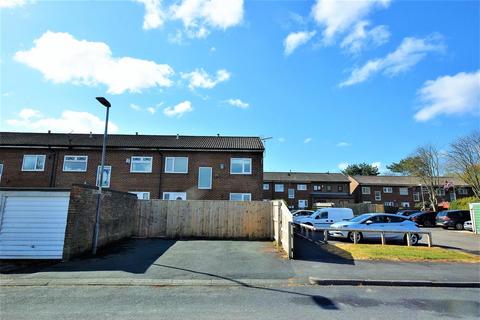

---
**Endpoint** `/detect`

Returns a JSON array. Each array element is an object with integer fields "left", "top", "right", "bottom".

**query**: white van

[{"left": 294, "top": 208, "right": 354, "bottom": 228}]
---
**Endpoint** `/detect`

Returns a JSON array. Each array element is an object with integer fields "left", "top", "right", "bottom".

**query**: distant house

[
  {"left": 263, "top": 172, "right": 353, "bottom": 209},
  {"left": 349, "top": 175, "right": 474, "bottom": 209},
  {"left": 0, "top": 132, "right": 264, "bottom": 201}
]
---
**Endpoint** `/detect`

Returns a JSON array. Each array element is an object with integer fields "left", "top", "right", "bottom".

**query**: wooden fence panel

[{"left": 135, "top": 200, "right": 273, "bottom": 239}]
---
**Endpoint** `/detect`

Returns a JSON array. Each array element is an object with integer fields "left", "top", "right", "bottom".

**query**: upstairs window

[
  {"left": 413, "top": 192, "right": 420, "bottom": 202},
  {"left": 288, "top": 188, "right": 295, "bottom": 199},
  {"left": 22, "top": 155, "right": 46, "bottom": 171},
  {"left": 198, "top": 167, "right": 212, "bottom": 189},
  {"left": 383, "top": 187, "right": 393, "bottom": 193},
  {"left": 96, "top": 166, "right": 112, "bottom": 188},
  {"left": 131, "top": 156, "right": 153, "bottom": 173},
  {"left": 275, "top": 184, "right": 284, "bottom": 192},
  {"left": 230, "top": 158, "right": 252, "bottom": 174},
  {"left": 458, "top": 188, "right": 468, "bottom": 195},
  {"left": 263, "top": 183, "right": 270, "bottom": 190},
  {"left": 399, "top": 187, "right": 409, "bottom": 195},
  {"left": 338, "top": 185, "right": 344, "bottom": 192},
  {"left": 361, "top": 187, "right": 371, "bottom": 194},
  {"left": 297, "top": 184, "right": 307, "bottom": 191},
  {"left": 230, "top": 193, "right": 251, "bottom": 201},
  {"left": 63, "top": 155, "right": 88, "bottom": 172},
  {"left": 165, "top": 157, "right": 188, "bottom": 173},
  {"left": 375, "top": 191, "right": 381, "bottom": 201}
]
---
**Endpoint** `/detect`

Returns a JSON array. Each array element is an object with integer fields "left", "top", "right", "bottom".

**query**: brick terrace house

[
  {"left": 0, "top": 132, "right": 264, "bottom": 200},
  {"left": 349, "top": 175, "right": 474, "bottom": 209},
  {"left": 263, "top": 172, "right": 354, "bottom": 209}
]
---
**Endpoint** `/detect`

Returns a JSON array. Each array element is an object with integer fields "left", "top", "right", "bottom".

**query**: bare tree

[
  {"left": 414, "top": 145, "right": 443, "bottom": 210},
  {"left": 447, "top": 131, "right": 480, "bottom": 198}
]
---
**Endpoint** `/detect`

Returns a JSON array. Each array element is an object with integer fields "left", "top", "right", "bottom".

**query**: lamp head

[{"left": 96, "top": 97, "right": 111, "bottom": 108}]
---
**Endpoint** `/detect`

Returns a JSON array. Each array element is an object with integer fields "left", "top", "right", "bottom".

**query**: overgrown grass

[{"left": 324, "top": 243, "right": 480, "bottom": 263}]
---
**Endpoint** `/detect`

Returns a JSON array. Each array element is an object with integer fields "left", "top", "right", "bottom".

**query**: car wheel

[
  {"left": 455, "top": 222, "right": 464, "bottom": 230},
  {"left": 404, "top": 233, "right": 419, "bottom": 245},
  {"left": 348, "top": 232, "right": 362, "bottom": 243},
  {"left": 423, "top": 220, "right": 433, "bottom": 227}
]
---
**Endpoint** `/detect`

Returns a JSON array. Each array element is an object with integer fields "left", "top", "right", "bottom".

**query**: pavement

[
  {"left": 419, "top": 227, "right": 480, "bottom": 255},
  {"left": 1, "top": 238, "right": 479, "bottom": 287},
  {"left": 1, "top": 285, "right": 479, "bottom": 319}
]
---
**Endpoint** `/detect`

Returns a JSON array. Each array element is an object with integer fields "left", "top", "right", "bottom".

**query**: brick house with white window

[
  {"left": 262, "top": 172, "right": 354, "bottom": 209},
  {"left": 0, "top": 132, "right": 264, "bottom": 200},
  {"left": 349, "top": 175, "right": 475, "bottom": 209}
]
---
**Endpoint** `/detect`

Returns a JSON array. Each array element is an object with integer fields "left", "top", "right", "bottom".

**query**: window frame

[
  {"left": 288, "top": 188, "right": 295, "bottom": 199},
  {"left": 383, "top": 187, "right": 393, "bottom": 193},
  {"left": 435, "top": 188, "right": 445, "bottom": 196},
  {"left": 399, "top": 187, "right": 409, "bottom": 195},
  {"left": 338, "top": 185, "right": 344, "bottom": 192},
  {"left": 230, "top": 158, "right": 252, "bottom": 175},
  {"left": 361, "top": 186, "right": 371, "bottom": 195},
  {"left": 401, "top": 202, "right": 410, "bottom": 208},
  {"left": 198, "top": 167, "right": 213, "bottom": 190},
  {"left": 384, "top": 201, "right": 395, "bottom": 207},
  {"left": 164, "top": 157, "right": 189, "bottom": 174},
  {"left": 274, "top": 184, "right": 284, "bottom": 192},
  {"left": 374, "top": 191, "right": 381, "bottom": 201},
  {"left": 96, "top": 165, "right": 112, "bottom": 188},
  {"left": 0, "top": 163, "right": 3, "bottom": 182},
  {"left": 458, "top": 187, "right": 468, "bottom": 195},
  {"left": 413, "top": 192, "right": 420, "bottom": 202},
  {"left": 21, "top": 155, "right": 46, "bottom": 172},
  {"left": 129, "top": 191, "right": 150, "bottom": 200},
  {"left": 263, "top": 183, "right": 270, "bottom": 191},
  {"left": 297, "top": 184, "right": 307, "bottom": 191},
  {"left": 130, "top": 156, "right": 153, "bottom": 173},
  {"left": 229, "top": 193, "right": 252, "bottom": 201},
  {"left": 298, "top": 199, "right": 308, "bottom": 208},
  {"left": 63, "top": 155, "right": 88, "bottom": 172},
  {"left": 163, "top": 192, "right": 187, "bottom": 200}
]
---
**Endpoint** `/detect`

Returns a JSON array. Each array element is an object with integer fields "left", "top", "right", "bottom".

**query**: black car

[
  {"left": 409, "top": 211, "right": 438, "bottom": 227},
  {"left": 396, "top": 210, "right": 421, "bottom": 217},
  {"left": 435, "top": 210, "right": 471, "bottom": 230}
]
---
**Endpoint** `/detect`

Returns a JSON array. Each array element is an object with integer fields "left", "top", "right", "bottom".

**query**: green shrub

[{"left": 450, "top": 196, "right": 480, "bottom": 210}]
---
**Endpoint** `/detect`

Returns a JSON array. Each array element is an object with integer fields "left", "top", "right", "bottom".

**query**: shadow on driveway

[{"left": 293, "top": 235, "right": 354, "bottom": 265}]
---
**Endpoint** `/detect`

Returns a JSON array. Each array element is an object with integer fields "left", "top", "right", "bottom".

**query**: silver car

[{"left": 329, "top": 213, "right": 423, "bottom": 245}]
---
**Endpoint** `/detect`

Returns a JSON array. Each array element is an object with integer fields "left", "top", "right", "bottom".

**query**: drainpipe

[
  {"left": 49, "top": 148, "right": 57, "bottom": 187},
  {"left": 158, "top": 150, "right": 163, "bottom": 199}
]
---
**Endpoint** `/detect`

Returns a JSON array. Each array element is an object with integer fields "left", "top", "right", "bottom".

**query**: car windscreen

[{"left": 349, "top": 214, "right": 373, "bottom": 222}]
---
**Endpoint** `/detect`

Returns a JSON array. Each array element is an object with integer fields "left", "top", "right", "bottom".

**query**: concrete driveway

[{"left": 419, "top": 228, "right": 480, "bottom": 255}]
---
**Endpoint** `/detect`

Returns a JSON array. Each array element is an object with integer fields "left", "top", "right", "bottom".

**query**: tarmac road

[{"left": 1, "top": 285, "right": 479, "bottom": 320}]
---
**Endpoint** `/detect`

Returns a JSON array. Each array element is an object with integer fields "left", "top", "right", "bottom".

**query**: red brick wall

[{"left": 0, "top": 148, "right": 263, "bottom": 200}]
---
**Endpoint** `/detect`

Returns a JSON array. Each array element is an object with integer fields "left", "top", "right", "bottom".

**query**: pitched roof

[
  {"left": 264, "top": 172, "right": 350, "bottom": 183},
  {"left": 350, "top": 175, "right": 469, "bottom": 186},
  {"left": 0, "top": 132, "right": 264, "bottom": 151}
]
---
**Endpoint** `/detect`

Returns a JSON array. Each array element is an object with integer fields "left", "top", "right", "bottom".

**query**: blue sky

[{"left": 1, "top": 0, "right": 479, "bottom": 173}]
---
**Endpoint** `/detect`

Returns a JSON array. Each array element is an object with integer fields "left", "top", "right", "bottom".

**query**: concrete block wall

[{"left": 62, "top": 184, "right": 138, "bottom": 260}]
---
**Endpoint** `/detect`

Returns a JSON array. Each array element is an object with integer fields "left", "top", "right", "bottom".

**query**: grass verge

[{"left": 323, "top": 243, "right": 480, "bottom": 263}]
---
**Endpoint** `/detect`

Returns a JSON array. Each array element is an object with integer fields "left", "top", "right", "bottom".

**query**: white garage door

[{"left": 0, "top": 192, "right": 70, "bottom": 259}]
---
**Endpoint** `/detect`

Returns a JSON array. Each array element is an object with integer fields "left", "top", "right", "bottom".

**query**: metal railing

[{"left": 294, "top": 223, "right": 433, "bottom": 247}]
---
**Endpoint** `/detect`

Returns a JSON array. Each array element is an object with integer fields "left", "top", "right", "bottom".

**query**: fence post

[
  {"left": 380, "top": 232, "right": 385, "bottom": 245},
  {"left": 288, "top": 222, "right": 294, "bottom": 259},
  {"left": 323, "top": 229, "right": 328, "bottom": 244},
  {"left": 406, "top": 232, "right": 411, "bottom": 246},
  {"left": 427, "top": 232, "right": 432, "bottom": 247},
  {"left": 353, "top": 231, "right": 358, "bottom": 244}
]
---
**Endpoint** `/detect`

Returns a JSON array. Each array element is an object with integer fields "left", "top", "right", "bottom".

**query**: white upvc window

[
  {"left": 313, "top": 185, "right": 322, "bottom": 191},
  {"left": 361, "top": 186, "right": 371, "bottom": 194},
  {"left": 165, "top": 157, "right": 188, "bottom": 173},
  {"left": 263, "top": 183, "right": 270, "bottom": 190},
  {"left": 229, "top": 193, "right": 251, "bottom": 201},
  {"left": 230, "top": 158, "right": 252, "bottom": 175},
  {"left": 22, "top": 155, "right": 46, "bottom": 171},
  {"left": 131, "top": 156, "right": 153, "bottom": 173},
  {"left": 298, "top": 200, "right": 308, "bottom": 208},
  {"left": 326, "top": 185, "right": 332, "bottom": 191},
  {"left": 0, "top": 163, "right": 3, "bottom": 182},
  {"left": 383, "top": 187, "right": 393, "bottom": 193},
  {"left": 458, "top": 187, "right": 468, "bottom": 195},
  {"left": 384, "top": 201, "right": 394, "bottom": 207},
  {"left": 198, "top": 167, "right": 212, "bottom": 189},
  {"left": 399, "top": 187, "right": 408, "bottom": 195},
  {"left": 163, "top": 192, "right": 187, "bottom": 200},
  {"left": 63, "top": 155, "right": 88, "bottom": 172},
  {"left": 338, "top": 185, "right": 344, "bottom": 192},
  {"left": 288, "top": 188, "right": 295, "bottom": 199},
  {"left": 129, "top": 191, "right": 150, "bottom": 200},
  {"left": 413, "top": 192, "right": 420, "bottom": 202},
  {"left": 96, "top": 165, "right": 112, "bottom": 188},
  {"left": 374, "top": 191, "right": 381, "bottom": 201},
  {"left": 275, "top": 184, "right": 284, "bottom": 192},
  {"left": 401, "top": 202, "right": 410, "bottom": 208},
  {"left": 436, "top": 188, "right": 445, "bottom": 196},
  {"left": 297, "top": 184, "right": 307, "bottom": 191}
]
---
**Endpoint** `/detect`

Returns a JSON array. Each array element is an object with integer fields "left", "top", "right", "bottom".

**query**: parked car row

[{"left": 397, "top": 209, "right": 472, "bottom": 231}]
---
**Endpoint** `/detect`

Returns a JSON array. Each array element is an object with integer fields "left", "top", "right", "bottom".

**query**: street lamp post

[{"left": 92, "top": 97, "right": 111, "bottom": 255}]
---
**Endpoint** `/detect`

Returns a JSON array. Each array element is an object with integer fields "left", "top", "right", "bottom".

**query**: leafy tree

[
  {"left": 450, "top": 196, "right": 480, "bottom": 210},
  {"left": 341, "top": 163, "right": 379, "bottom": 176},
  {"left": 446, "top": 131, "right": 480, "bottom": 198}
]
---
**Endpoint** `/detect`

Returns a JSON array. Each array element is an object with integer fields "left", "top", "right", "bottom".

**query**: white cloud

[
  {"left": 371, "top": 161, "right": 382, "bottom": 170},
  {"left": 278, "top": 137, "right": 286, "bottom": 143},
  {"left": 336, "top": 142, "right": 350, "bottom": 147},
  {"left": 311, "top": 0, "right": 390, "bottom": 42},
  {"left": 170, "top": 0, "right": 244, "bottom": 38},
  {"left": 284, "top": 31, "right": 316, "bottom": 56},
  {"left": 225, "top": 98, "right": 249, "bottom": 109},
  {"left": 147, "top": 107, "right": 156, "bottom": 114},
  {"left": 340, "top": 21, "right": 389, "bottom": 54},
  {"left": 130, "top": 104, "right": 141, "bottom": 111},
  {"left": 338, "top": 162, "right": 349, "bottom": 170},
  {"left": 181, "top": 68, "right": 230, "bottom": 89},
  {"left": 14, "top": 31, "right": 174, "bottom": 94},
  {"left": 340, "top": 35, "right": 445, "bottom": 87},
  {"left": 6, "top": 108, "right": 119, "bottom": 133},
  {"left": 0, "top": 0, "right": 26, "bottom": 8},
  {"left": 414, "top": 70, "right": 480, "bottom": 121},
  {"left": 135, "top": 0, "right": 165, "bottom": 30},
  {"left": 163, "top": 101, "right": 193, "bottom": 117},
  {"left": 304, "top": 137, "right": 312, "bottom": 143}
]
